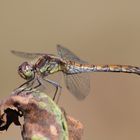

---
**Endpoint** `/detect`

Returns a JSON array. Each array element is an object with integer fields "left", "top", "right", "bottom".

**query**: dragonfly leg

[
  {"left": 16, "top": 78, "right": 43, "bottom": 95},
  {"left": 33, "top": 78, "right": 42, "bottom": 89},
  {"left": 42, "top": 78, "right": 62, "bottom": 102},
  {"left": 53, "top": 85, "right": 62, "bottom": 103},
  {"left": 18, "top": 79, "right": 33, "bottom": 89},
  {"left": 56, "top": 86, "right": 62, "bottom": 104},
  {"left": 14, "top": 79, "right": 34, "bottom": 95},
  {"left": 60, "top": 107, "right": 67, "bottom": 121}
]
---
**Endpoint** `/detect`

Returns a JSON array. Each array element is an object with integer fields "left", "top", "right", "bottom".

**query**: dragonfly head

[{"left": 18, "top": 62, "right": 35, "bottom": 80}]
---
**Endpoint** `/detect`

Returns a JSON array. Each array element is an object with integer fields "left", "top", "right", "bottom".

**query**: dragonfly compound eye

[{"left": 18, "top": 62, "right": 35, "bottom": 80}]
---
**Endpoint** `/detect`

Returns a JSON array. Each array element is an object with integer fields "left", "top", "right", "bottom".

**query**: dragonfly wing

[
  {"left": 57, "top": 44, "right": 90, "bottom": 100},
  {"left": 64, "top": 73, "right": 90, "bottom": 100},
  {"left": 11, "top": 50, "right": 46, "bottom": 60},
  {"left": 11, "top": 50, "right": 56, "bottom": 66},
  {"left": 57, "top": 44, "right": 86, "bottom": 63}
]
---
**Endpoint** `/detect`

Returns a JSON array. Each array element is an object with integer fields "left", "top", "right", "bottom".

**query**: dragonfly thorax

[
  {"left": 35, "top": 55, "right": 61, "bottom": 76},
  {"left": 18, "top": 62, "right": 35, "bottom": 80}
]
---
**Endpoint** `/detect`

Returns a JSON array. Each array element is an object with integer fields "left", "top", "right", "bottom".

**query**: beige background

[{"left": 0, "top": 0, "right": 140, "bottom": 139}]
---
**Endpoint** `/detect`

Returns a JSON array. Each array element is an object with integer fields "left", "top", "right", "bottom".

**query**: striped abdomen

[{"left": 65, "top": 61, "right": 140, "bottom": 75}]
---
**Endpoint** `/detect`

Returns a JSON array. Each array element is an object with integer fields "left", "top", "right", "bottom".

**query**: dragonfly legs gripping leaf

[
  {"left": 15, "top": 76, "right": 62, "bottom": 103},
  {"left": 15, "top": 78, "right": 62, "bottom": 103}
]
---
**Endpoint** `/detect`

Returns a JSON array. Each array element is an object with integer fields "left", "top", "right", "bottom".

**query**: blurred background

[{"left": 0, "top": 0, "right": 140, "bottom": 139}]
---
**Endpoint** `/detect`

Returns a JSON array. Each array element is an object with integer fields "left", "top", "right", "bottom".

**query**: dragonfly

[{"left": 11, "top": 45, "right": 140, "bottom": 100}]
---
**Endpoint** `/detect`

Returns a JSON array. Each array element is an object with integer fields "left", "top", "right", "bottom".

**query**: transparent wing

[
  {"left": 57, "top": 44, "right": 90, "bottom": 100},
  {"left": 11, "top": 50, "right": 46, "bottom": 60},
  {"left": 57, "top": 44, "right": 87, "bottom": 63}
]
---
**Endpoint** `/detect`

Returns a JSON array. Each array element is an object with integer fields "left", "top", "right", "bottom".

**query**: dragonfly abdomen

[
  {"left": 65, "top": 62, "right": 140, "bottom": 75},
  {"left": 95, "top": 65, "right": 140, "bottom": 75},
  {"left": 65, "top": 62, "right": 94, "bottom": 74}
]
